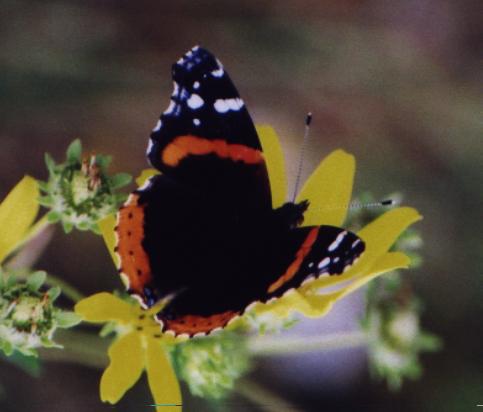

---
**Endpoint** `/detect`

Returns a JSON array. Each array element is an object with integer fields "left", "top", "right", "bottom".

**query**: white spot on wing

[
  {"left": 318, "top": 257, "right": 330, "bottom": 269},
  {"left": 146, "top": 139, "right": 154, "bottom": 156},
  {"left": 193, "top": 81, "right": 200, "bottom": 89},
  {"left": 352, "top": 239, "right": 361, "bottom": 248},
  {"left": 187, "top": 94, "right": 204, "bottom": 109},
  {"left": 211, "top": 67, "right": 224, "bottom": 77},
  {"left": 214, "top": 99, "right": 229, "bottom": 113},
  {"left": 214, "top": 98, "right": 244, "bottom": 113},
  {"left": 328, "top": 231, "right": 347, "bottom": 252},
  {"left": 193, "top": 118, "right": 200, "bottom": 126},
  {"left": 164, "top": 100, "right": 176, "bottom": 114},
  {"left": 172, "top": 82, "right": 179, "bottom": 97},
  {"left": 152, "top": 120, "right": 162, "bottom": 132}
]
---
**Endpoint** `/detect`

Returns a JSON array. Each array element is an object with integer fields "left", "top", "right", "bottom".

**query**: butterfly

[{"left": 114, "top": 46, "right": 365, "bottom": 337}]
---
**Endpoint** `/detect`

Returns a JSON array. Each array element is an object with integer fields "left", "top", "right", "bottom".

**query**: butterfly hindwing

[{"left": 155, "top": 224, "right": 365, "bottom": 337}]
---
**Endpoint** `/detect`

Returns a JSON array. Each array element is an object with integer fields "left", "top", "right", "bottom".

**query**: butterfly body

[{"left": 115, "top": 46, "right": 365, "bottom": 337}]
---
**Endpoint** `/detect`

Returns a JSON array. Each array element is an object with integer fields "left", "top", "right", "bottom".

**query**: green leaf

[
  {"left": 62, "top": 220, "right": 73, "bottom": 233},
  {"left": 95, "top": 154, "right": 112, "bottom": 171},
  {"left": 91, "top": 223, "right": 102, "bottom": 235},
  {"left": 66, "top": 139, "right": 82, "bottom": 163},
  {"left": 6, "top": 274, "right": 16, "bottom": 289},
  {"left": 46, "top": 211, "right": 61, "bottom": 223},
  {"left": 27, "top": 271, "right": 46, "bottom": 291},
  {"left": 77, "top": 221, "right": 90, "bottom": 231},
  {"left": 1, "top": 340, "right": 14, "bottom": 356},
  {"left": 47, "top": 286, "right": 61, "bottom": 302},
  {"left": 37, "top": 181, "right": 49, "bottom": 191},
  {"left": 110, "top": 173, "right": 132, "bottom": 189},
  {"left": 114, "top": 192, "right": 128, "bottom": 205},
  {"left": 18, "top": 347, "right": 38, "bottom": 357},
  {"left": 40, "top": 337, "right": 62, "bottom": 349},
  {"left": 38, "top": 195, "right": 53, "bottom": 207},
  {"left": 55, "top": 311, "right": 82, "bottom": 328},
  {"left": 1, "top": 351, "right": 41, "bottom": 377},
  {"left": 99, "top": 322, "right": 117, "bottom": 337},
  {"left": 44, "top": 153, "right": 56, "bottom": 175}
]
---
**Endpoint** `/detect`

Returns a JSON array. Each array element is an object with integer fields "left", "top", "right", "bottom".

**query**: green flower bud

[
  {"left": 0, "top": 269, "right": 81, "bottom": 357},
  {"left": 171, "top": 332, "right": 250, "bottom": 399},
  {"left": 362, "top": 273, "right": 441, "bottom": 390},
  {"left": 39, "top": 139, "right": 131, "bottom": 234}
]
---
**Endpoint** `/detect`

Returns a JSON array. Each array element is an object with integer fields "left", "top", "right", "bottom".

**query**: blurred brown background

[{"left": 0, "top": 1, "right": 482, "bottom": 411}]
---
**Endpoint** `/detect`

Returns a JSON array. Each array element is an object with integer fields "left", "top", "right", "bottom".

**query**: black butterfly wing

[
  {"left": 147, "top": 46, "right": 271, "bottom": 213},
  {"left": 155, "top": 225, "right": 365, "bottom": 337}
]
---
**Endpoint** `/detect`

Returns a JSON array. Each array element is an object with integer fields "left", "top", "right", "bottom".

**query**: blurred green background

[{"left": 1, "top": 1, "right": 482, "bottom": 411}]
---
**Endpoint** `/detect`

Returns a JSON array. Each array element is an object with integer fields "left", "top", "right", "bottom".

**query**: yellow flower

[
  {"left": 250, "top": 125, "right": 422, "bottom": 319},
  {"left": 75, "top": 293, "right": 182, "bottom": 411},
  {"left": 0, "top": 176, "right": 42, "bottom": 264}
]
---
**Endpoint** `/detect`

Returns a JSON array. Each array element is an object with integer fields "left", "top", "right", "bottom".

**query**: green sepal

[
  {"left": 26, "top": 271, "right": 46, "bottom": 291},
  {"left": 95, "top": 154, "right": 112, "bottom": 171},
  {"left": 46, "top": 211, "right": 61, "bottom": 223},
  {"left": 61, "top": 220, "right": 74, "bottom": 233},
  {"left": 44, "top": 153, "right": 56, "bottom": 175},
  {"left": 1, "top": 340, "right": 14, "bottom": 356},
  {"left": 38, "top": 195, "right": 53, "bottom": 207},
  {"left": 1, "top": 350, "right": 41, "bottom": 377},
  {"left": 47, "top": 286, "right": 61, "bottom": 302},
  {"left": 66, "top": 139, "right": 82, "bottom": 163},
  {"left": 110, "top": 173, "right": 132, "bottom": 189},
  {"left": 55, "top": 311, "right": 82, "bottom": 328}
]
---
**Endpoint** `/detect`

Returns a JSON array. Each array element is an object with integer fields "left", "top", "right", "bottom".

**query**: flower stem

[
  {"left": 39, "top": 329, "right": 108, "bottom": 369},
  {"left": 45, "top": 273, "right": 85, "bottom": 303},
  {"left": 236, "top": 379, "right": 301, "bottom": 412},
  {"left": 13, "top": 214, "right": 50, "bottom": 253},
  {"left": 248, "top": 330, "right": 367, "bottom": 356}
]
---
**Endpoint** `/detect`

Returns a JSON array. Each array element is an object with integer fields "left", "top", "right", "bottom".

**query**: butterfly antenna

[
  {"left": 348, "top": 199, "right": 396, "bottom": 210},
  {"left": 292, "top": 112, "right": 312, "bottom": 202}
]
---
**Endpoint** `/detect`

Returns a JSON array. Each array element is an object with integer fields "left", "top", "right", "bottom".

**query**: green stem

[
  {"left": 248, "top": 330, "right": 367, "bottom": 356},
  {"left": 39, "top": 329, "right": 108, "bottom": 369},
  {"left": 236, "top": 379, "right": 300, "bottom": 412},
  {"left": 45, "top": 273, "right": 85, "bottom": 303},
  {"left": 13, "top": 214, "right": 50, "bottom": 252}
]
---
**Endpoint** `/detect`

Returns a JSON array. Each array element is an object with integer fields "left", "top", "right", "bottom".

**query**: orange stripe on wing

[
  {"left": 115, "top": 194, "right": 152, "bottom": 296},
  {"left": 162, "top": 311, "right": 239, "bottom": 336},
  {"left": 267, "top": 227, "right": 319, "bottom": 294},
  {"left": 162, "top": 135, "right": 264, "bottom": 166}
]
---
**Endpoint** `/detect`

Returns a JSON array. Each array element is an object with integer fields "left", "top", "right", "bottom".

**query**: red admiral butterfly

[{"left": 115, "top": 46, "right": 365, "bottom": 337}]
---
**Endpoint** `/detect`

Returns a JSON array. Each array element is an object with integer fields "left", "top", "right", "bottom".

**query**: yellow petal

[
  {"left": 256, "top": 125, "right": 288, "bottom": 208},
  {"left": 136, "top": 169, "right": 159, "bottom": 187},
  {"left": 296, "top": 150, "right": 355, "bottom": 227},
  {"left": 75, "top": 292, "right": 135, "bottom": 323},
  {"left": 0, "top": 176, "right": 39, "bottom": 262},
  {"left": 98, "top": 214, "right": 119, "bottom": 267},
  {"left": 146, "top": 338, "right": 182, "bottom": 412},
  {"left": 284, "top": 252, "right": 409, "bottom": 318},
  {"left": 314, "top": 252, "right": 410, "bottom": 305},
  {"left": 301, "top": 207, "right": 421, "bottom": 295},
  {"left": 100, "top": 332, "right": 144, "bottom": 404},
  {"left": 353, "top": 207, "right": 422, "bottom": 275},
  {"left": 251, "top": 289, "right": 313, "bottom": 319}
]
